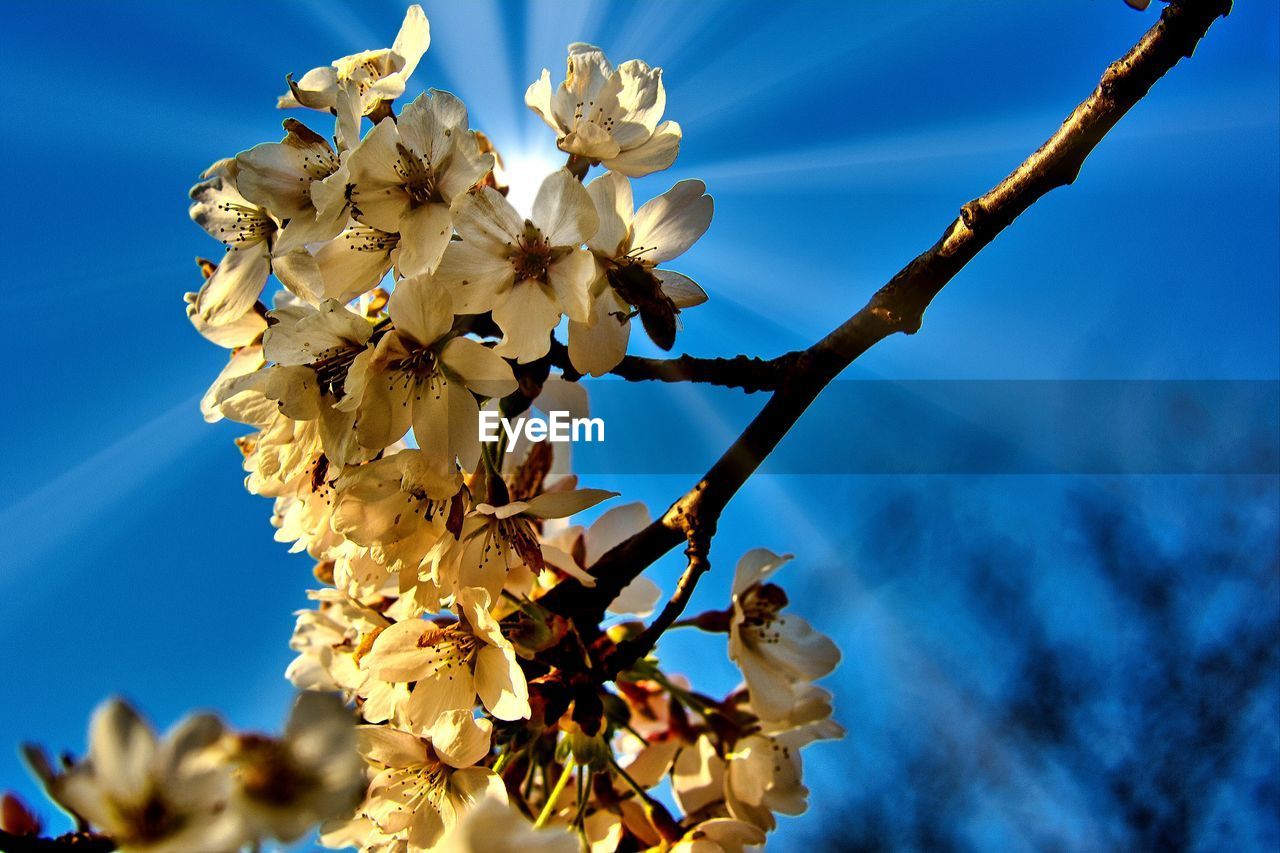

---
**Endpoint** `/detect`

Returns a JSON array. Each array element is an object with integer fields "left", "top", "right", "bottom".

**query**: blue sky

[{"left": 2, "top": 1, "right": 1277, "bottom": 850}]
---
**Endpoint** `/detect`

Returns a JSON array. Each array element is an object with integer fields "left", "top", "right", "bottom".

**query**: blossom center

[
  {"left": 312, "top": 345, "right": 363, "bottom": 397},
  {"left": 216, "top": 201, "right": 275, "bottom": 246},
  {"left": 396, "top": 143, "right": 441, "bottom": 205},
  {"left": 235, "top": 734, "right": 313, "bottom": 807},
  {"left": 392, "top": 344, "right": 440, "bottom": 378},
  {"left": 511, "top": 223, "right": 553, "bottom": 282},
  {"left": 739, "top": 582, "right": 789, "bottom": 643}
]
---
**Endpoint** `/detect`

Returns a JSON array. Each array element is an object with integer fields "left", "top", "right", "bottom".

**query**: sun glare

[{"left": 499, "top": 145, "right": 566, "bottom": 217}]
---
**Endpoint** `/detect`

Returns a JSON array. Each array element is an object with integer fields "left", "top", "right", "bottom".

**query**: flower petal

[
  {"left": 547, "top": 247, "right": 597, "bottom": 323},
  {"left": 366, "top": 619, "right": 437, "bottom": 681},
  {"left": 429, "top": 710, "right": 493, "bottom": 769},
  {"left": 655, "top": 269, "right": 708, "bottom": 308},
  {"left": 389, "top": 274, "right": 453, "bottom": 346},
  {"left": 568, "top": 287, "right": 630, "bottom": 376},
  {"left": 631, "top": 179, "right": 712, "bottom": 264},
  {"left": 524, "top": 488, "right": 618, "bottom": 519},
  {"left": 87, "top": 699, "right": 157, "bottom": 807},
  {"left": 603, "top": 120, "right": 681, "bottom": 177},
  {"left": 491, "top": 283, "right": 562, "bottom": 363},
  {"left": 586, "top": 171, "right": 634, "bottom": 256},
  {"left": 732, "top": 548, "right": 792, "bottom": 595},
  {"left": 391, "top": 5, "right": 431, "bottom": 79},
  {"left": 451, "top": 186, "right": 523, "bottom": 255},
  {"left": 585, "top": 502, "right": 650, "bottom": 565},
  {"left": 533, "top": 169, "right": 598, "bottom": 247},
  {"left": 397, "top": 202, "right": 455, "bottom": 277},
  {"left": 440, "top": 337, "right": 518, "bottom": 399},
  {"left": 436, "top": 241, "right": 514, "bottom": 314},
  {"left": 474, "top": 645, "right": 530, "bottom": 721},
  {"left": 193, "top": 243, "right": 271, "bottom": 327}
]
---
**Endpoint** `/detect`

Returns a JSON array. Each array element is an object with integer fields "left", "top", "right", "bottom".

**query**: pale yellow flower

[
  {"left": 354, "top": 716, "right": 504, "bottom": 849},
  {"left": 236, "top": 119, "right": 351, "bottom": 254},
  {"left": 229, "top": 692, "right": 364, "bottom": 843},
  {"left": 570, "top": 171, "right": 712, "bottom": 374},
  {"left": 727, "top": 549, "right": 840, "bottom": 724},
  {"left": 280, "top": 5, "right": 431, "bottom": 148},
  {"left": 436, "top": 171, "right": 599, "bottom": 363},
  {"left": 362, "top": 587, "right": 531, "bottom": 731},
  {"left": 347, "top": 91, "right": 493, "bottom": 276},
  {"left": 526, "top": 44, "right": 681, "bottom": 177},
  {"left": 339, "top": 276, "right": 517, "bottom": 467},
  {"left": 30, "top": 700, "right": 242, "bottom": 853}
]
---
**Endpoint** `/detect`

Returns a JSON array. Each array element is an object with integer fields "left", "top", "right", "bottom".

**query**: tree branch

[
  {"left": 0, "top": 831, "right": 114, "bottom": 853},
  {"left": 612, "top": 528, "right": 714, "bottom": 674},
  {"left": 547, "top": 339, "right": 791, "bottom": 393},
  {"left": 535, "top": 0, "right": 1233, "bottom": 628}
]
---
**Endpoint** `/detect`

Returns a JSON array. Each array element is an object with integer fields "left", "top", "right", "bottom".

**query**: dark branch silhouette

[{"left": 533, "top": 0, "right": 1235, "bottom": 634}]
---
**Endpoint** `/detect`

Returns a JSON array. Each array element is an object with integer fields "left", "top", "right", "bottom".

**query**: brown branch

[
  {"left": 535, "top": 0, "right": 1233, "bottom": 629},
  {"left": 0, "top": 830, "right": 114, "bottom": 852},
  {"left": 611, "top": 528, "right": 714, "bottom": 675},
  {"left": 546, "top": 339, "right": 791, "bottom": 393}
]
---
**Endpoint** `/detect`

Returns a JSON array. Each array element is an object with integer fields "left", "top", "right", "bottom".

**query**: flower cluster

[
  {"left": 21, "top": 693, "right": 363, "bottom": 853},
  {"left": 23, "top": 7, "right": 841, "bottom": 852}
]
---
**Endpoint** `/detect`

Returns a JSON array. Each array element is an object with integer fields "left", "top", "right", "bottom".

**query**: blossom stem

[
  {"left": 564, "top": 153, "right": 590, "bottom": 181},
  {"left": 533, "top": 759, "right": 576, "bottom": 829},
  {"left": 606, "top": 754, "right": 683, "bottom": 842}
]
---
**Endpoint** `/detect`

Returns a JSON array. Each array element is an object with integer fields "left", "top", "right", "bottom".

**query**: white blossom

[
  {"left": 347, "top": 91, "right": 493, "bottom": 276},
  {"left": 571, "top": 171, "right": 712, "bottom": 374},
  {"left": 728, "top": 549, "right": 840, "bottom": 724},
  {"left": 436, "top": 171, "right": 599, "bottom": 363},
  {"left": 526, "top": 44, "right": 681, "bottom": 177}
]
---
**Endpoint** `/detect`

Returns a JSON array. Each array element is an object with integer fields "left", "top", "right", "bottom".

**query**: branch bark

[
  {"left": 547, "top": 340, "right": 791, "bottom": 393},
  {"left": 0, "top": 831, "right": 114, "bottom": 853},
  {"left": 612, "top": 529, "right": 714, "bottom": 674},
  {"left": 536, "top": 0, "right": 1233, "bottom": 629}
]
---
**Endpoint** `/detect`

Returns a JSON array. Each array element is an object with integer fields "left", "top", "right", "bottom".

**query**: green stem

[{"left": 534, "top": 759, "right": 576, "bottom": 829}]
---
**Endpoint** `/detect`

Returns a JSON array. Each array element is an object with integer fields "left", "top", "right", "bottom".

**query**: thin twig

[
  {"left": 533, "top": 0, "right": 1234, "bottom": 630},
  {"left": 612, "top": 531, "right": 713, "bottom": 674}
]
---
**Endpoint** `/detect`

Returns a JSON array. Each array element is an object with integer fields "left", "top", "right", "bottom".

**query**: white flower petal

[
  {"left": 474, "top": 645, "right": 530, "bottom": 721},
  {"left": 397, "top": 202, "right": 456, "bottom": 277},
  {"left": 451, "top": 186, "right": 523, "bottom": 255},
  {"left": 585, "top": 171, "right": 634, "bottom": 256},
  {"left": 391, "top": 5, "right": 431, "bottom": 79},
  {"left": 192, "top": 243, "right": 271, "bottom": 327},
  {"left": 631, "top": 179, "right": 712, "bottom": 264},
  {"left": 429, "top": 710, "right": 493, "bottom": 769},
  {"left": 533, "top": 169, "right": 599, "bottom": 247},
  {"left": 491, "top": 282, "right": 562, "bottom": 363},
  {"left": 389, "top": 275, "right": 453, "bottom": 346},
  {"left": 568, "top": 288, "right": 630, "bottom": 377},
  {"left": 437, "top": 241, "right": 514, "bottom": 314},
  {"left": 603, "top": 120, "right": 681, "bottom": 177},
  {"left": 607, "top": 575, "right": 661, "bottom": 617},
  {"left": 655, "top": 269, "right": 708, "bottom": 308},
  {"left": 732, "top": 548, "right": 792, "bottom": 595},
  {"left": 87, "top": 700, "right": 157, "bottom": 807},
  {"left": 547, "top": 247, "right": 597, "bottom": 324},
  {"left": 440, "top": 337, "right": 517, "bottom": 399},
  {"left": 524, "top": 488, "right": 618, "bottom": 520}
]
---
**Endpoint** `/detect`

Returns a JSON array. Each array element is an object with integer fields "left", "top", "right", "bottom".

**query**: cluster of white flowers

[
  {"left": 19, "top": 8, "right": 841, "bottom": 852},
  {"left": 22, "top": 693, "right": 364, "bottom": 853}
]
